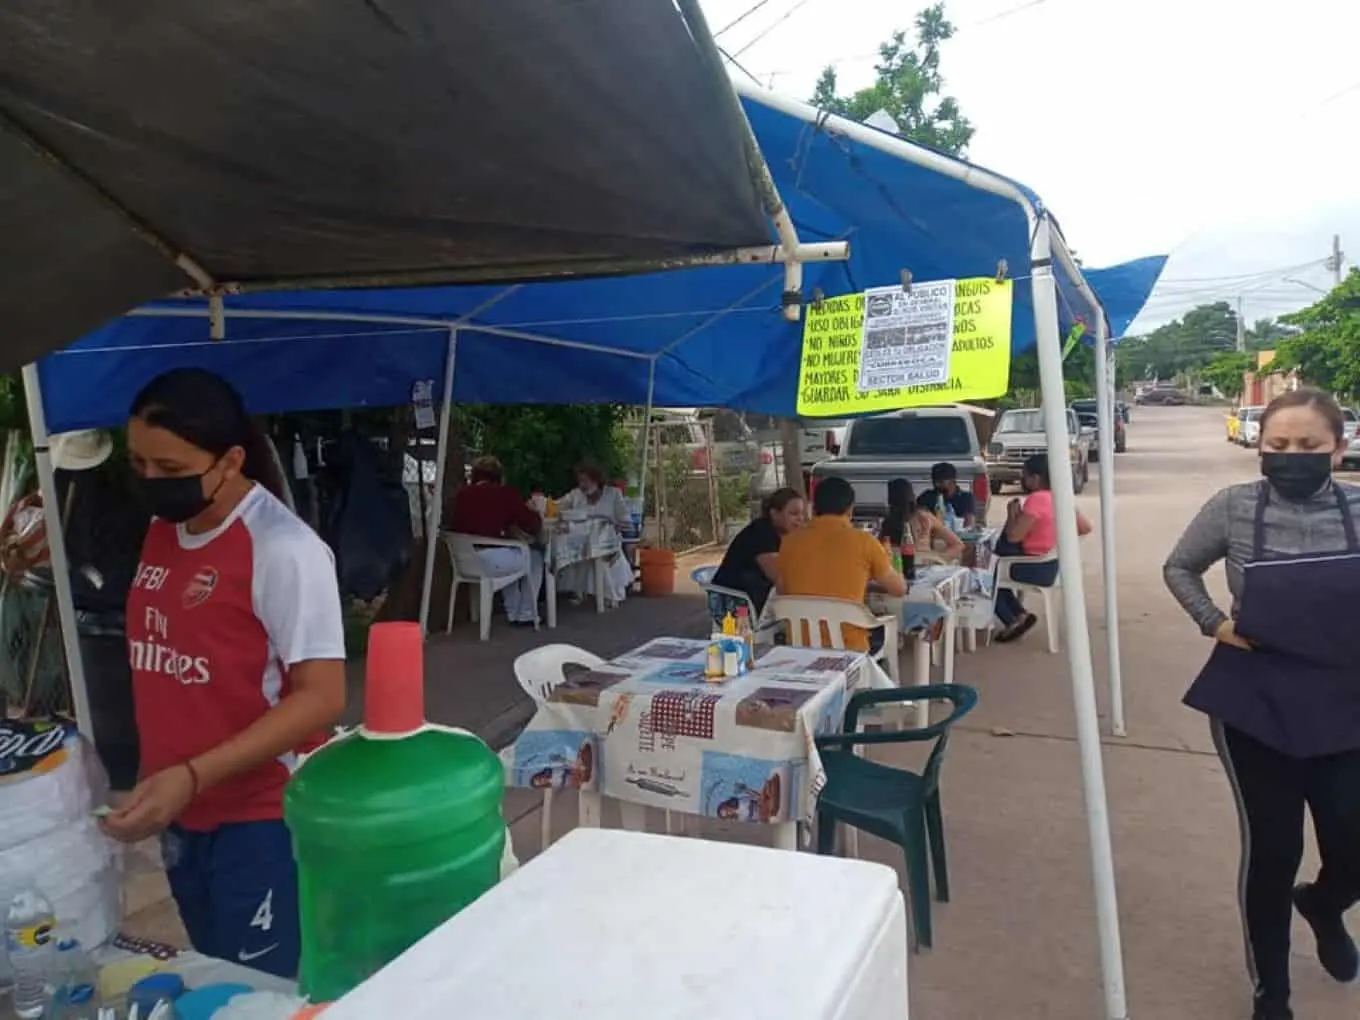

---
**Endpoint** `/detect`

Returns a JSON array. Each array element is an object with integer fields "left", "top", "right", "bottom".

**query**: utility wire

[
  {"left": 715, "top": 0, "right": 775, "bottom": 38},
  {"left": 730, "top": 0, "right": 821, "bottom": 59}
]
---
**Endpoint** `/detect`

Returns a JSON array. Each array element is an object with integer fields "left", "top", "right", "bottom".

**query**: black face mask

[
  {"left": 138, "top": 468, "right": 222, "bottom": 524},
  {"left": 1260, "top": 451, "right": 1332, "bottom": 501}
]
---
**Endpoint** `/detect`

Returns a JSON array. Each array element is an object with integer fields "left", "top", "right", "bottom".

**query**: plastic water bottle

[{"left": 5, "top": 887, "right": 57, "bottom": 1018}]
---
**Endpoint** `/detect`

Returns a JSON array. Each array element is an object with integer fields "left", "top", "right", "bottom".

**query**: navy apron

[{"left": 1184, "top": 481, "right": 1360, "bottom": 758}]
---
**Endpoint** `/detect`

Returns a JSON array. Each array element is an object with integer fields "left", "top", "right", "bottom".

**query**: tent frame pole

[
  {"left": 417, "top": 328, "right": 459, "bottom": 635},
  {"left": 19, "top": 363, "right": 94, "bottom": 739},
  {"left": 1091, "top": 317, "right": 1126, "bottom": 736},
  {"left": 637, "top": 360, "right": 658, "bottom": 531},
  {"left": 671, "top": 0, "right": 810, "bottom": 322},
  {"left": 1032, "top": 218, "right": 1128, "bottom": 1020},
  {"left": 735, "top": 76, "right": 1130, "bottom": 1019}
]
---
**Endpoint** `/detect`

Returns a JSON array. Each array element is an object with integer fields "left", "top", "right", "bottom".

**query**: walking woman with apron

[{"left": 1164, "top": 388, "right": 1360, "bottom": 1020}]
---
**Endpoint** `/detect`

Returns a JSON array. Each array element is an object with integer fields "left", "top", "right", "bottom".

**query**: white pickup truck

[{"left": 808, "top": 406, "right": 992, "bottom": 526}]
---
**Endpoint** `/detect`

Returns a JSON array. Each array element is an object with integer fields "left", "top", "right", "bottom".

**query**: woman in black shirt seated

[{"left": 710, "top": 488, "right": 805, "bottom": 616}]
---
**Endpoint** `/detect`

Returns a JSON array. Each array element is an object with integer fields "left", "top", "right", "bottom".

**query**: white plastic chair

[
  {"left": 689, "top": 566, "right": 782, "bottom": 645},
  {"left": 511, "top": 644, "right": 603, "bottom": 852},
  {"left": 766, "top": 595, "right": 901, "bottom": 684},
  {"left": 441, "top": 532, "right": 535, "bottom": 641},
  {"left": 994, "top": 549, "right": 1062, "bottom": 653}
]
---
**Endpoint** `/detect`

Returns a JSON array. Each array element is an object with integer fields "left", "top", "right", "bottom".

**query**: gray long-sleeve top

[{"left": 1163, "top": 479, "right": 1360, "bottom": 636}]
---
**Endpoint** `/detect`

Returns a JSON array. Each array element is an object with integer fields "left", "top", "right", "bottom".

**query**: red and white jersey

[{"left": 126, "top": 485, "right": 345, "bottom": 831}]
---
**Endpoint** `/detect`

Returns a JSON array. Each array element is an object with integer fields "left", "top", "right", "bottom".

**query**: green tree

[
  {"left": 455, "top": 405, "right": 624, "bottom": 495},
  {"left": 1270, "top": 269, "right": 1360, "bottom": 398},
  {"left": 1201, "top": 351, "right": 1253, "bottom": 400},
  {"left": 1117, "top": 301, "right": 1243, "bottom": 381},
  {"left": 1246, "top": 317, "right": 1294, "bottom": 350},
  {"left": 811, "top": 4, "right": 974, "bottom": 156}
]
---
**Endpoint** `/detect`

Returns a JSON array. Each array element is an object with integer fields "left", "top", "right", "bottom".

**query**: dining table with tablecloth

[
  {"left": 541, "top": 515, "right": 623, "bottom": 627},
  {"left": 506, "top": 637, "right": 893, "bottom": 850}
]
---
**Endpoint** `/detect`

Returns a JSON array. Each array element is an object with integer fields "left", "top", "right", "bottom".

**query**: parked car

[
  {"left": 808, "top": 406, "right": 992, "bottom": 527},
  {"left": 1069, "top": 399, "right": 1126, "bottom": 457},
  {"left": 1136, "top": 387, "right": 1186, "bottom": 406},
  {"left": 1237, "top": 407, "right": 1264, "bottom": 448},
  {"left": 1226, "top": 405, "right": 1261, "bottom": 443},
  {"left": 985, "top": 407, "right": 1089, "bottom": 495},
  {"left": 650, "top": 409, "right": 782, "bottom": 498},
  {"left": 1343, "top": 406, "right": 1358, "bottom": 443},
  {"left": 797, "top": 420, "right": 847, "bottom": 472},
  {"left": 1343, "top": 429, "right": 1360, "bottom": 471}
]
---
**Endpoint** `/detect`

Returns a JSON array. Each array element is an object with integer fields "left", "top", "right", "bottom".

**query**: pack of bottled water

[{"left": 0, "top": 722, "right": 121, "bottom": 990}]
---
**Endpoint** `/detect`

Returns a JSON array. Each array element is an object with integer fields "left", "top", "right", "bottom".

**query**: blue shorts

[{"left": 161, "top": 820, "right": 299, "bottom": 978}]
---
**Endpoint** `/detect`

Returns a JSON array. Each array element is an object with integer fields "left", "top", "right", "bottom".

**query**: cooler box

[{"left": 325, "top": 828, "right": 909, "bottom": 1020}]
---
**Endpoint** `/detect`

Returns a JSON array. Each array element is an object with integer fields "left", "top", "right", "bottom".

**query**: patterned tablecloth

[
  {"left": 508, "top": 637, "right": 891, "bottom": 827},
  {"left": 545, "top": 516, "right": 621, "bottom": 572}
]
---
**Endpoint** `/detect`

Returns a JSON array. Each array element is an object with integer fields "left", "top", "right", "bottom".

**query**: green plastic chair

[{"left": 814, "top": 683, "right": 979, "bottom": 952}]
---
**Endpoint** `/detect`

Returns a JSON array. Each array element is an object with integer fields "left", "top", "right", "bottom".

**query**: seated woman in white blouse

[{"left": 556, "top": 461, "right": 634, "bottom": 606}]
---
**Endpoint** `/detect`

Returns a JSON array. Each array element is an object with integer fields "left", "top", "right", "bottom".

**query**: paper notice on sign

[
  {"left": 857, "top": 280, "right": 956, "bottom": 391},
  {"left": 411, "top": 379, "right": 437, "bottom": 430},
  {"left": 796, "top": 278, "right": 1013, "bottom": 417}
]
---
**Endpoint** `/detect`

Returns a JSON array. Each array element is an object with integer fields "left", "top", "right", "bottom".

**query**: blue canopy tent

[{"left": 31, "top": 81, "right": 1162, "bottom": 1020}]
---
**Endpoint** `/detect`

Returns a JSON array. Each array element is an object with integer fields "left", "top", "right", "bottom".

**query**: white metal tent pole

[
  {"left": 1031, "top": 219, "right": 1128, "bottom": 1020},
  {"left": 19, "top": 363, "right": 94, "bottom": 739},
  {"left": 636, "top": 359, "right": 658, "bottom": 524},
  {"left": 1091, "top": 318, "right": 1126, "bottom": 737},
  {"left": 417, "top": 328, "right": 459, "bottom": 635}
]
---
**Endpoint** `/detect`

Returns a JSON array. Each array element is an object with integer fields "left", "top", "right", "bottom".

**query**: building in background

[{"left": 1243, "top": 350, "right": 1300, "bottom": 406}]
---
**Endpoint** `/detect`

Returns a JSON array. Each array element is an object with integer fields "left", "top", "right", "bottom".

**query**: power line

[
  {"left": 715, "top": 0, "right": 776, "bottom": 38},
  {"left": 731, "top": 0, "right": 821, "bottom": 59}
]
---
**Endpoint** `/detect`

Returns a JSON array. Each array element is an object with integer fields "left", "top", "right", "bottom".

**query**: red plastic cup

[{"left": 364, "top": 622, "right": 425, "bottom": 735}]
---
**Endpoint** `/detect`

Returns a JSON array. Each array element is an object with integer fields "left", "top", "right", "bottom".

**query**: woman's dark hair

[
  {"left": 129, "top": 368, "right": 288, "bottom": 501},
  {"left": 879, "top": 477, "right": 915, "bottom": 546},
  {"left": 1022, "top": 453, "right": 1052, "bottom": 490},
  {"left": 469, "top": 455, "right": 504, "bottom": 484},
  {"left": 1259, "top": 387, "right": 1345, "bottom": 443},
  {"left": 761, "top": 487, "right": 802, "bottom": 517},
  {"left": 573, "top": 460, "right": 606, "bottom": 488}
]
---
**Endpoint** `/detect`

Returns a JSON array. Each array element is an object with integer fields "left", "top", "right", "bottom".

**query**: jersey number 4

[{"left": 250, "top": 889, "right": 274, "bottom": 933}]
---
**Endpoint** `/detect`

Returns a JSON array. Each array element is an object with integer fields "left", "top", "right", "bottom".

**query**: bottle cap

[{"left": 364, "top": 622, "right": 426, "bottom": 735}]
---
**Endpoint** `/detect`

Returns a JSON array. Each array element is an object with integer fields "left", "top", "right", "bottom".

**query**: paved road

[{"left": 897, "top": 405, "right": 1356, "bottom": 1020}]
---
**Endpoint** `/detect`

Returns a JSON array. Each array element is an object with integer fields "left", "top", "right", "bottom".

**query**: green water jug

[{"left": 284, "top": 622, "right": 505, "bottom": 1002}]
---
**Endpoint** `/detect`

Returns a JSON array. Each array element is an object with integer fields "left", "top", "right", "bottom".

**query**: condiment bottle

[
  {"left": 720, "top": 612, "right": 741, "bottom": 677},
  {"left": 705, "top": 628, "right": 725, "bottom": 680},
  {"left": 734, "top": 605, "right": 755, "bottom": 668}
]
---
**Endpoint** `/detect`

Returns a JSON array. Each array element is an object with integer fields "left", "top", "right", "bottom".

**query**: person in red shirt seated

[
  {"left": 102, "top": 368, "right": 347, "bottom": 979},
  {"left": 445, "top": 456, "right": 544, "bottom": 626}
]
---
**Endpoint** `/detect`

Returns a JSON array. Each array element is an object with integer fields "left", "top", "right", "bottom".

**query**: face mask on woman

[
  {"left": 138, "top": 461, "right": 226, "bottom": 523},
  {"left": 1260, "top": 451, "right": 1332, "bottom": 501}
]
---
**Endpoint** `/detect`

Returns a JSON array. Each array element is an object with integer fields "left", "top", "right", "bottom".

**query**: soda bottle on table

[
  {"left": 5, "top": 886, "right": 57, "bottom": 1019},
  {"left": 899, "top": 531, "right": 916, "bottom": 582}
]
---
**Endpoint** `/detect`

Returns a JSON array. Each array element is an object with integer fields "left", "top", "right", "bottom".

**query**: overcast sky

[{"left": 701, "top": 0, "right": 1360, "bottom": 332}]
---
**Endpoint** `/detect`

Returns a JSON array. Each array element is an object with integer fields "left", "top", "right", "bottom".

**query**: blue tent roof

[{"left": 37, "top": 88, "right": 1167, "bottom": 433}]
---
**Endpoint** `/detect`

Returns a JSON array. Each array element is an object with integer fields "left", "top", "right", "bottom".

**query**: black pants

[{"left": 1213, "top": 720, "right": 1360, "bottom": 1000}]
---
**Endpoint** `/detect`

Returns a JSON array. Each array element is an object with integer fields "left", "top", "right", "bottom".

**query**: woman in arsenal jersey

[{"left": 102, "top": 368, "right": 347, "bottom": 978}]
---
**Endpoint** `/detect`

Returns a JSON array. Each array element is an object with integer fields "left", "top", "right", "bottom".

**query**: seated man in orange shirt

[{"left": 777, "top": 475, "right": 907, "bottom": 653}]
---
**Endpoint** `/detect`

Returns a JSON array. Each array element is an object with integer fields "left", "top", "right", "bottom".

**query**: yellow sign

[{"left": 795, "top": 278, "right": 1014, "bottom": 416}]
